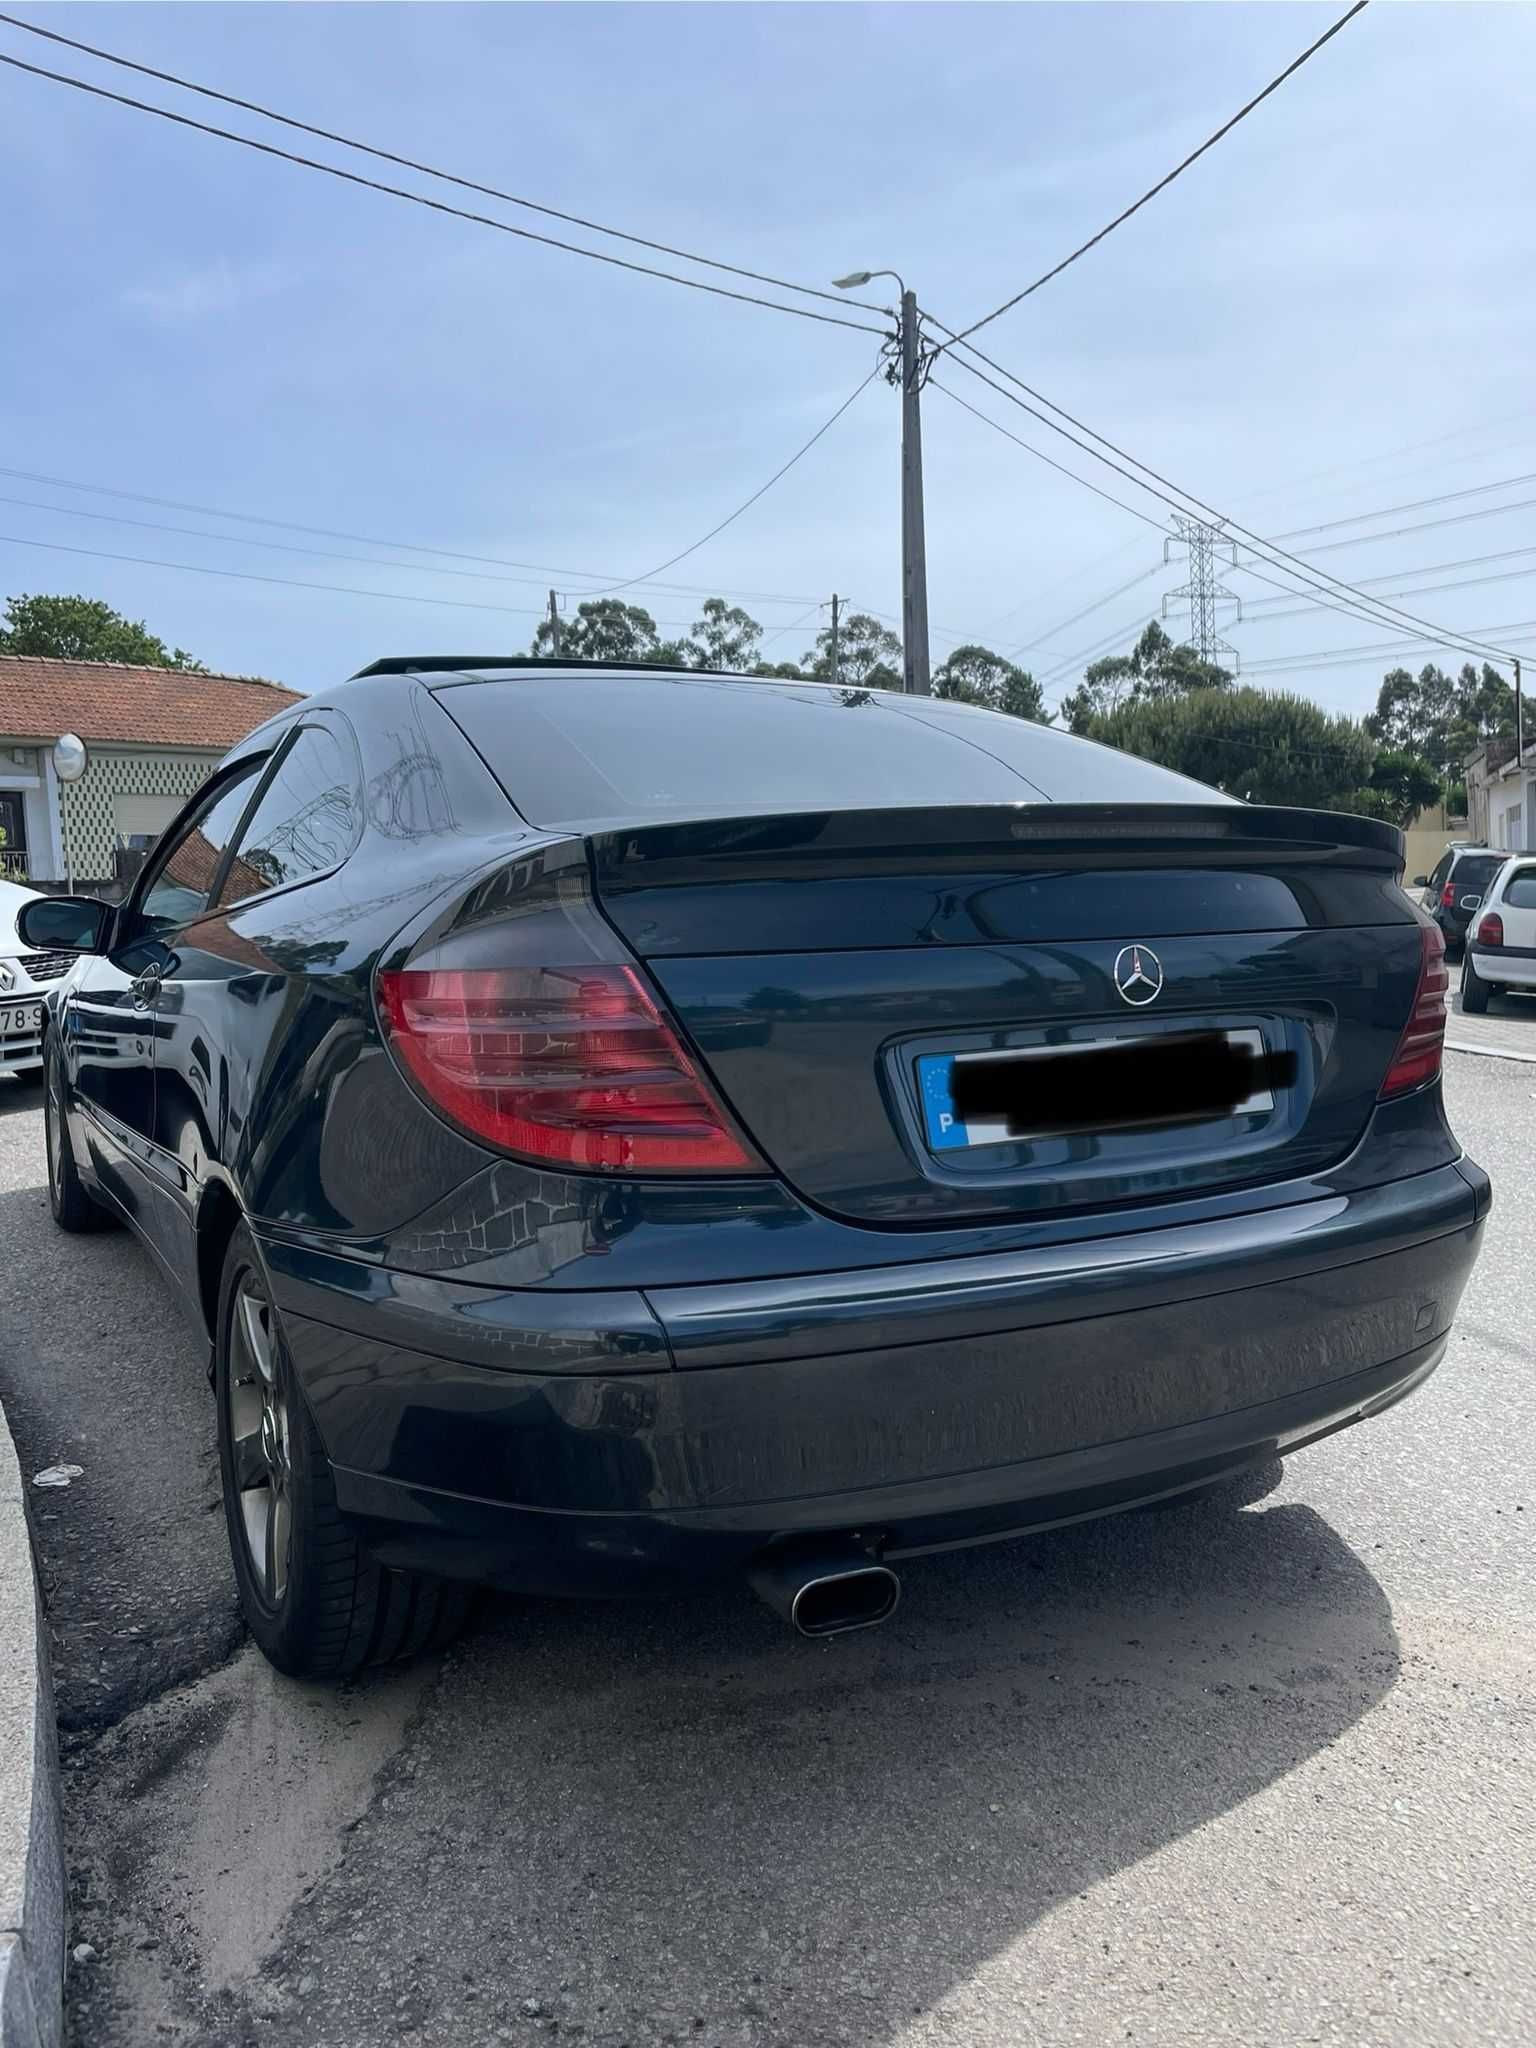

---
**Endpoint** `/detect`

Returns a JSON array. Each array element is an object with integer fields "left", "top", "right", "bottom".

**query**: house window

[
  {"left": 113, "top": 792, "right": 184, "bottom": 851},
  {"left": 1505, "top": 801, "right": 1524, "bottom": 851},
  {"left": 0, "top": 789, "right": 27, "bottom": 880}
]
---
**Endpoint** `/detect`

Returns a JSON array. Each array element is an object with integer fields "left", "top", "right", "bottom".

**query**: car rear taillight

[
  {"left": 1440, "top": 883, "right": 1457, "bottom": 909},
  {"left": 1379, "top": 924, "right": 1449, "bottom": 1099},
  {"left": 1476, "top": 912, "right": 1504, "bottom": 947},
  {"left": 377, "top": 961, "right": 765, "bottom": 1173}
]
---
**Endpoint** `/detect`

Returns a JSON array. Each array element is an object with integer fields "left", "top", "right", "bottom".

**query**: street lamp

[{"left": 833, "top": 268, "right": 929, "bottom": 694}]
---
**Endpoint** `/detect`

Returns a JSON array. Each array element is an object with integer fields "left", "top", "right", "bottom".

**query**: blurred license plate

[
  {"left": 917, "top": 1028, "right": 1289, "bottom": 1153},
  {"left": 0, "top": 1003, "right": 42, "bottom": 1036}
]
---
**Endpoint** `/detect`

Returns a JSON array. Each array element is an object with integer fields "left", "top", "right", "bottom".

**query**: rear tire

[
  {"left": 43, "top": 1037, "right": 116, "bottom": 1233},
  {"left": 214, "top": 1223, "right": 473, "bottom": 1678},
  {"left": 1461, "top": 956, "right": 1490, "bottom": 1014}
]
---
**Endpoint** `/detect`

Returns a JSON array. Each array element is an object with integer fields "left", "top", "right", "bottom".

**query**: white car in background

[
  {"left": 0, "top": 878, "right": 78, "bottom": 1079},
  {"left": 1463, "top": 855, "right": 1536, "bottom": 1015}
]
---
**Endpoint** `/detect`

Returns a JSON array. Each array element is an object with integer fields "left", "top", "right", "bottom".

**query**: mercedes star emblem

[{"left": 1113, "top": 944, "right": 1164, "bottom": 1007}]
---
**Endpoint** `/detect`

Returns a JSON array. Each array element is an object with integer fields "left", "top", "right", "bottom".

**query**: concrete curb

[
  {"left": 1445, "top": 1039, "right": 1536, "bottom": 1064},
  {"left": 0, "top": 1403, "right": 64, "bottom": 2048}
]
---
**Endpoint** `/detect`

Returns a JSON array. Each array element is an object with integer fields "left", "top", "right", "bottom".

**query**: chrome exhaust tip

[{"left": 749, "top": 1550, "right": 901, "bottom": 1638}]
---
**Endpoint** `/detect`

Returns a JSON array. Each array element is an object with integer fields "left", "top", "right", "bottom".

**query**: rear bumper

[
  {"left": 1470, "top": 944, "right": 1536, "bottom": 989},
  {"left": 263, "top": 1159, "right": 1488, "bottom": 1596}
]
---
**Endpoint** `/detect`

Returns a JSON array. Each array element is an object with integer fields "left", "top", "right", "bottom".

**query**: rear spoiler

[{"left": 587, "top": 804, "right": 1406, "bottom": 892}]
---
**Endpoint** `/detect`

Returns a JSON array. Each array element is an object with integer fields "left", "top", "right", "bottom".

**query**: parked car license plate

[
  {"left": 0, "top": 1002, "right": 43, "bottom": 1036},
  {"left": 917, "top": 1028, "right": 1292, "bottom": 1153}
]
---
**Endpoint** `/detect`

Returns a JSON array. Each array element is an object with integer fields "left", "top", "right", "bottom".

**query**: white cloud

[{"left": 121, "top": 259, "right": 293, "bottom": 323}]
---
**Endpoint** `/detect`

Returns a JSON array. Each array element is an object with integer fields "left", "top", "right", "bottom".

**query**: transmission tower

[{"left": 1162, "top": 517, "right": 1242, "bottom": 673}]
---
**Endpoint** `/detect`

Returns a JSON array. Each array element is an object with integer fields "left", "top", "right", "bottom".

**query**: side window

[
  {"left": 137, "top": 763, "right": 266, "bottom": 931},
  {"left": 216, "top": 724, "right": 360, "bottom": 909},
  {"left": 1427, "top": 854, "right": 1452, "bottom": 891}
]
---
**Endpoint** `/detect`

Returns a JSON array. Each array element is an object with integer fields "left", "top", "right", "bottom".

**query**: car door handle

[{"left": 130, "top": 965, "right": 163, "bottom": 1009}]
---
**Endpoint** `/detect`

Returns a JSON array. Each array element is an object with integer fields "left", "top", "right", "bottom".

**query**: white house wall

[{"left": 55, "top": 748, "right": 222, "bottom": 882}]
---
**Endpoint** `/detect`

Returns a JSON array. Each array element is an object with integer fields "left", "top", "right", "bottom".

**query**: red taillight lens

[
  {"left": 1440, "top": 883, "right": 1456, "bottom": 909},
  {"left": 1379, "top": 924, "right": 1449, "bottom": 1099},
  {"left": 1476, "top": 912, "right": 1504, "bottom": 947},
  {"left": 377, "top": 962, "right": 765, "bottom": 1174}
]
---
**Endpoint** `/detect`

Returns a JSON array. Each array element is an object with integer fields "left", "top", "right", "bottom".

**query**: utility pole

[
  {"left": 831, "top": 268, "right": 931, "bottom": 695},
  {"left": 898, "top": 290, "right": 931, "bottom": 696},
  {"left": 546, "top": 589, "right": 562, "bottom": 655},
  {"left": 829, "top": 593, "right": 841, "bottom": 687}
]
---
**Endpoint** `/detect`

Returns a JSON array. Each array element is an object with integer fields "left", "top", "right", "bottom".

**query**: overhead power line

[
  {"left": 0, "top": 49, "right": 888, "bottom": 337},
  {"left": 584, "top": 366, "right": 882, "bottom": 596},
  {"left": 757, "top": 599, "right": 828, "bottom": 652},
  {"left": 1009, "top": 565, "right": 1162, "bottom": 658},
  {"left": 1280, "top": 491, "right": 1536, "bottom": 560},
  {"left": 1241, "top": 617, "right": 1536, "bottom": 674},
  {"left": 936, "top": 0, "right": 1370, "bottom": 352},
  {"left": 933, "top": 325, "right": 1517, "bottom": 666},
  {"left": 0, "top": 465, "right": 822, "bottom": 605},
  {"left": 0, "top": 529, "right": 701, "bottom": 628},
  {"left": 1039, "top": 611, "right": 1165, "bottom": 690},
  {"left": 0, "top": 10, "right": 891, "bottom": 321},
  {"left": 0, "top": 490, "right": 800, "bottom": 606},
  {"left": 1267, "top": 468, "right": 1536, "bottom": 543},
  {"left": 1230, "top": 405, "right": 1536, "bottom": 518},
  {"left": 1243, "top": 543, "right": 1536, "bottom": 619},
  {"left": 929, "top": 380, "right": 1167, "bottom": 533}
]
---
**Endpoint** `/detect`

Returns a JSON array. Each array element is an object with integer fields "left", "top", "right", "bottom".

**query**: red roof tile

[{"left": 0, "top": 654, "right": 301, "bottom": 749}]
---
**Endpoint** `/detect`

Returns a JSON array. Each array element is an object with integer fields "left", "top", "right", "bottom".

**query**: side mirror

[
  {"left": 16, "top": 895, "right": 113, "bottom": 954},
  {"left": 1411, "top": 875, "right": 1428, "bottom": 888}
]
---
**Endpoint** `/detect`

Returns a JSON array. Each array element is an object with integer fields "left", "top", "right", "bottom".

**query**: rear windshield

[
  {"left": 1451, "top": 854, "right": 1504, "bottom": 893},
  {"left": 437, "top": 674, "right": 1227, "bottom": 828},
  {"left": 1503, "top": 866, "right": 1536, "bottom": 909}
]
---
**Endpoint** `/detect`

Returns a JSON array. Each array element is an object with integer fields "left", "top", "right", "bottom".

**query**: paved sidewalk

[{"left": 1446, "top": 959, "right": 1536, "bottom": 1061}]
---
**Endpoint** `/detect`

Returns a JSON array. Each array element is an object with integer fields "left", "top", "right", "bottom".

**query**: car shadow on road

[
  {"left": 0, "top": 1169, "right": 241, "bottom": 1737},
  {"left": 0, "top": 1071, "right": 46, "bottom": 1116},
  {"left": 250, "top": 1489, "right": 1400, "bottom": 2046}
]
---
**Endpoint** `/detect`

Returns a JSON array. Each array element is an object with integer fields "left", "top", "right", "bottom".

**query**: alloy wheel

[{"left": 226, "top": 1279, "right": 293, "bottom": 1605}]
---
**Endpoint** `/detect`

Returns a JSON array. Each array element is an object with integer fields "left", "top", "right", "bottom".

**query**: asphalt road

[{"left": 1, "top": 1051, "right": 1533, "bottom": 2048}]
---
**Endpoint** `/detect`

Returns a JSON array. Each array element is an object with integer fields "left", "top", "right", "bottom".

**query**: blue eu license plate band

[
  {"left": 918, "top": 1052, "right": 974, "bottom": 1152},
  {"left": 917, "top": 1030, "right": 1273, "bottom": 1153}
]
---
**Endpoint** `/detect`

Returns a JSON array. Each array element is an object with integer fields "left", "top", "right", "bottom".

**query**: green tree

[
  {"left": 801, "top": 611, "right": 901, "bottom": 689},
  {"left": 1085, "top": 685, "right": 1376, "bottom": 809},
  {"left": 531, "top": 599, "right": 661, "bottom": 663},
  {"left": 1354, "top": 748, "right": 1445, "bottom": 827},
  {"left": 683, "top": 597, "right": 762, "bottom": 673},
  {"left": 933, "top": 643, "right": 1048, "bottom": 722},
  {"left": 1060, "top": 619, "right": 1230, "bottom": 732},
  {"left": 1366, "top": 659, "right": 1516, "bottom": 790},
  {"left": 1447, "top": 660, "right": 1515, "bottom": 765},
  {"left": 1, "top": 592, "right": 205, "bottom": 670},
  {"left": 1364, "top": 664, "right": 1455, "bottom": 774},
  {"left": 751, "top": 660, "right": 808, "bottom": 680}
]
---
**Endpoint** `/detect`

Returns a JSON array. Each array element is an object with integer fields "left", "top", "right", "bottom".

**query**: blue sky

[{"left": 4, "top": 2, "right": 1536, "bottom": 713}]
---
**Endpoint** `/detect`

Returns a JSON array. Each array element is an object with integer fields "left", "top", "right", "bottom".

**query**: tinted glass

[
  {"left": 1451, "top": 854, "right": 1503, "bottom": 895},
  {"left": 1503, "top": 866, "right": 1536, "bottom": 909},
  {"left": 1427, "top": 854, "right": 1452, "bottom": 891},
  {"left": 440, "top": 675, "right": 1226, "bottom": 828},
  {"left": 218, "top": 725, "right": 358, "bottom": 907},
  {"left": 139, "top": 764, "right": 265, "bottom": 930}
]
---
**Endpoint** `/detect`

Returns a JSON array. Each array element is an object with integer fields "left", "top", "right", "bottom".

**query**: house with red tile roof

[{"left": 0, "top": 654, "right": 300, "bottom": 888}]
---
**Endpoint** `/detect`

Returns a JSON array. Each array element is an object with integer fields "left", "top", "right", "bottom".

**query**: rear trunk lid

[{"left": 591, "top": 803, "right": 1422, "bottom": 1226}]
